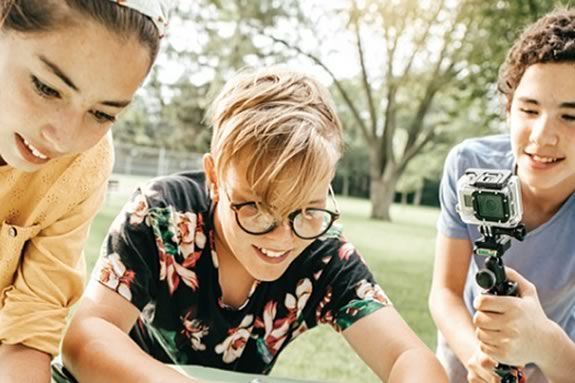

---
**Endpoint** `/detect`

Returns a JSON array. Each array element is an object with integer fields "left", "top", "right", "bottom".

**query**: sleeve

[
  {"left": 436, "top": 144, "right": 470, "bottom": 239},
  {"left": 92, "top": 187, "right": 160, "bottom": 312},
  {"left": 0, "top": 181, "right": 107, "bottom": 357},
  {"left": 315, "top": 239, "right": 392, "bottom": 332}
]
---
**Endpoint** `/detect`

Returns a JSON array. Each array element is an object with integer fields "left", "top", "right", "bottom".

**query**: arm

[
  {"left": 428, "top": 233, "right": 498, "bottom": 382},
  {"left": 343, "top": 306, "right": 447, "bottom": 382},
  {"left": 0, "top": 344, "right": 51, "bottom": 383},
  {"left": 474, "top": 267, "right": 575, "bottom": 383},
  {"left": 62, "top": 281, "right": 202, "bottom": 383},
  {"left": 0, "top": 178, "right": 108, "bottom": 378}
]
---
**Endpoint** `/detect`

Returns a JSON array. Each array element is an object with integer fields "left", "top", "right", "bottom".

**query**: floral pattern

[
  {"left": 94, "top": 172, "right": 391, "bottom": 374},
  {"left": 215, "top": 315, "right": 254, "bottom": 363},
  {"left": 97, "top": 253, "right": 134, "bottom": 301}
]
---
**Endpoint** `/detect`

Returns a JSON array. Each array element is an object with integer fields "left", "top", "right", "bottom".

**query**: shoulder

[
  {"left": 445, "top": 134, "right": 514, "bottom": 178},
  {"left": 297, "top": 226, "right": 372, "bottom": 277},
  {"left": 136, "top": 170, "right": 210, "bottom": 213},
  {"left": 451, "top": 134, "right": 513, "bottom": 166}
]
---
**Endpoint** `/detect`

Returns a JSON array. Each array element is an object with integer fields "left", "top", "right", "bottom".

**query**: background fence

[
  {"left": 110, "top": 143, "right": 440, "bottom": 206},
  {"left": 113, "top": 143, "right": 204, "bottom": 177}
]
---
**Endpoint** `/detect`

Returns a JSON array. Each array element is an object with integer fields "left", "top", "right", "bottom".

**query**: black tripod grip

[
  {"left": 474, "top": 226, "right": 526, "bottom": 383},
  {"left": 476, "top": 269, "right": 496, "bottom": 290}
]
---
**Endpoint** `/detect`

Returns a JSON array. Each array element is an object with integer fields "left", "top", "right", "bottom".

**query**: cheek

[
  {"left": 219, "top": 208, "right": 250, "bottom": 246},
  {"left": 2, "top": 79, "right": 41, "bottom": 124},
  {"left": 508, "top": 116, "right": 527, "bottom": 150},
  {"left": 72, "top": 125, "right": 111, "bottom": 153}
]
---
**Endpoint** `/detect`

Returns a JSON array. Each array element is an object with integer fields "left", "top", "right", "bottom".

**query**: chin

[
  {"left": 4, "top": 157, "right": 45, "bottom": 173},
  {"left": 248, "top": 265, "right": 288, "bottom": 282}
]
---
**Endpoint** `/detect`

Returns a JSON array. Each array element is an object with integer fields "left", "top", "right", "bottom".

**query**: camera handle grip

[{"left": 475, "top": 247, "right": 524, "bottom": 382}]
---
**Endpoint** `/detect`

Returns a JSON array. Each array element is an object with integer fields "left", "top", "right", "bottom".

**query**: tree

[
  {"left": 114, "top": 0, "right": 305, "bottom": 152},
  {"left": 250, "top": 0, "right": 565, "bottom": 220},
  {"left": 115, "top": 0, "right": 562, "bottom": 219}
]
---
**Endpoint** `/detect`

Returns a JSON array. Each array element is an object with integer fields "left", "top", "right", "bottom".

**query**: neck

[
  {"left": 521, "top": 182, "right": 574, "bottom": 229},
  {"left": 212, "top": 207, "right": 256, "bottom": 308}
]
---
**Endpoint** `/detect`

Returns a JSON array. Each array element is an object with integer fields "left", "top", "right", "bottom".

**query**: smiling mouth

[
  {"left": 255, "top": 246, "right": 289, "bottom": 258},
  {"left": 527, "top": 153, "right": 564, "bottom": 164},
  {"left": 19, "top": 134, "right": 49, "bottom": 160}
]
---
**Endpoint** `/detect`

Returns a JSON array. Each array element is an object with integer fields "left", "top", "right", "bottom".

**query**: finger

[
  {"left": 467, "top": 372, "right": 489, "bottom": 383},
  {"left": 468, "top": 366, "right": 499, "bottom": 383},
  {"left": 473, "top": 311, "right": 502, "bottom": 329},
  {"left": 474, "top": 294, "right": 502, "bottom": 313},
  {"left": 476, "top": 327, "right": 502, "bottom": 347},
  {"left": 474, "top": 294, "right": 518, "bottom": 313},
  {"left": 480, "top": 342, "right": 508, "bottom": 363}
]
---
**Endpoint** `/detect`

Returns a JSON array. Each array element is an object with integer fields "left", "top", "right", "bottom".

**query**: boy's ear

[{"left": 203, "top": 153, "right": 219, "bottom": 201}]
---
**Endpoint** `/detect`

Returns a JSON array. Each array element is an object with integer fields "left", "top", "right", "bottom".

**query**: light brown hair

[{"left": 207, "top": 68, "right": 343, "bottom": 217}]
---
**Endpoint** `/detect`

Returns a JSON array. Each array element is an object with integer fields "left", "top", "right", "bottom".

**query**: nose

[
  {"left": 529, "top": 113, "right": 559, "bottom": 146},
  {"left": 40, "top": 109, "right": 83, "bottom": 152},
  {"left": 267, "top": 220, "right": 295, "bottom": 242}
]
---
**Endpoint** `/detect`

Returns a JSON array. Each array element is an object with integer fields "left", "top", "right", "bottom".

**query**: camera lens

[{"left": 474, "top": 192, "right": 507, "bottom": 222}]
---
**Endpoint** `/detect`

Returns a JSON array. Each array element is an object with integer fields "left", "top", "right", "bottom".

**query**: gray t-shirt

[{"left": 436, "top": 134, "right": 575, "bottom": 381}]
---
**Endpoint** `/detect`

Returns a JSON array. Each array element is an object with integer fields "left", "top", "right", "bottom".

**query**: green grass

[{"left": 86, "top": 176, "right": 440, "bottom": 383}]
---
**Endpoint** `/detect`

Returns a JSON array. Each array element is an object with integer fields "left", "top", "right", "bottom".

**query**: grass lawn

[{"left": 85, "top": 175, "right": 440, "bottom": 383}]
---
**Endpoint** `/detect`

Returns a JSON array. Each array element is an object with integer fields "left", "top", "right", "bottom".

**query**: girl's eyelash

[
  {"left": 31, "top": 75, "right": 60, "bottom": 98},
  {"left": 32, "top": 75, "right": 116, "bottom": 124},
  {"left": 562, "top": 114, "right": 575, "bottom": 121},
  {"left": 91, "top": 110, "right": 116, "bottom": 124}
]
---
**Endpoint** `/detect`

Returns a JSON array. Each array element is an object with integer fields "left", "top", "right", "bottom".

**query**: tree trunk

[
  {"left": 414, "top": 186, "right": 423, "bottom": 206},
  {"left": 370, "top": 165, "right": 399, "bottom": 221},
  {"left": 401, "top": 192, "right": 408, "bottom": 205},
  {"left": 342, "top": 173, "right": 350, "bottom": 196}
]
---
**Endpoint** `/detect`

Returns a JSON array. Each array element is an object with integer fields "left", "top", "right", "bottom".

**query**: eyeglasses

[{"left": 224, "top": 186, "right": 340, "bottom": 240}]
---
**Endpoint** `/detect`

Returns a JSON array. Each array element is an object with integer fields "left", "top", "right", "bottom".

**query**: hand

[
  {"left": 465, "top": 349, "right": 500, "bottom": 383},
  {"left": 473, "top": 267, "right": 551, "bottom": 367}
]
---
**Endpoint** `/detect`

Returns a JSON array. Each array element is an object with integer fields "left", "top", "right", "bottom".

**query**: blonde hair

[{"left": 207, "top": 67, "right": 343, "bottom": 217}]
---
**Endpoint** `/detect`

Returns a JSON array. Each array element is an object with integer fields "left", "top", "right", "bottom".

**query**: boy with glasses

[{"left": 62, "top": 68, "right": 447, "bottom": 382}]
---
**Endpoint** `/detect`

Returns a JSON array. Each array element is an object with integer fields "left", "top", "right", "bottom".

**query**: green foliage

[{"left": 113, "top": 0, "right": 572, "bottom": 216}]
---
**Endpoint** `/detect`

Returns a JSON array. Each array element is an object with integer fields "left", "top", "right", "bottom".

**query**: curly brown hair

[{"left": 498, "top": 8, "right": 575, "bottom": 110}]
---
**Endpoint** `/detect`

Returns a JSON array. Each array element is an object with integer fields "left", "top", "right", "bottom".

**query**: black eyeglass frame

[{"left": 225, "top": 186, "right": 340, "bottom": 240}]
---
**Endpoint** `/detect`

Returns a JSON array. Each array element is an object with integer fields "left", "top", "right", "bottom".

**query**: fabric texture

[
  {"left": 94, "top": 171, "right": 391, "bottom": 374},
  {"left": 108, "top": 0, "right": 170, "bottom": 37},
  {"left": 0, "top": 134, "right": 114, "bottom": 356},
  {"left": 436, "top": 134, "right": 575, "bottom": 383}
]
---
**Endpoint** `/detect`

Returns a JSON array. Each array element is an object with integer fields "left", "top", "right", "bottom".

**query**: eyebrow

[
  {"left": 517, "top": 97, "right": 575, "bottom": 109},
  {"left": 560, "top": 102, "right": 575, "bottom": 109},
  {"left": 38, "top": 54, "right": 132, "bottom": 109},
  {"left": 39, "top": 55, "right": 79, "bottom": 91}
]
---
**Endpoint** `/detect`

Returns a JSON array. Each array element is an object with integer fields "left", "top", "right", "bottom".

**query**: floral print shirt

[{"left": 95, "top": 171, "right": 391, "bottom": 374}]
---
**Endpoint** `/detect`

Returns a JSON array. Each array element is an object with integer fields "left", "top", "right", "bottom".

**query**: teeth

[
  {"left": 531, "top": 154, "right": 557, "bottom": 163},
  {"left": 23, "top": 138, "right": 48, "bottom": 160},
  {"left": 258, "top": 247, "right": 286, "bottom": 258}
]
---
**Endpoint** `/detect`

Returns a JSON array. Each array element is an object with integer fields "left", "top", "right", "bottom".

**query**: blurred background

[{"left": 94, "top": 1, "right": 569, "bottom": 381}]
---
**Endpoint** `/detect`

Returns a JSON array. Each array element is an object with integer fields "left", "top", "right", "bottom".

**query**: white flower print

[
  {"left": 355, "top": 279, "right": 391, "bottom": 305},
  {"left": 215, "top": 315, "right": 254, "bottom": 364},
  {"left": 97, "top": 253, "right": 134, "bottom": 301}
]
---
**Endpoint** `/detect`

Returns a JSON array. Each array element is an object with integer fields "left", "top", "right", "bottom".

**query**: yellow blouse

[{"left": 0, "top": 134, "right": 113, "bottom": 356}]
